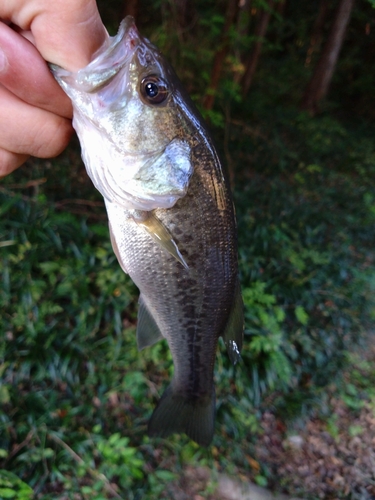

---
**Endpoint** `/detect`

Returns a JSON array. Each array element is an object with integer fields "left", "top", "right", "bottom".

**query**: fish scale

[{"left": 51, "top": 16, "right": 243, "bottom": 446}]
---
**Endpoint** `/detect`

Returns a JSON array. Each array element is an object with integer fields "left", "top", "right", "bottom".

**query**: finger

[
  {"left": 0, "top": 22, "right": 72, "bottom": 118},
  {"left": 3, "top": 0, "right": 109, "bottom": 71},
  {"left": 0, "top": 148, "right": 29, "bottom": 178},
  {"left": 0, "top": 84, "right": 73, "bottom": 158}
]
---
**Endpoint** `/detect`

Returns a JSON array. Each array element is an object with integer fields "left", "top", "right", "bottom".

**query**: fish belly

[{"left": 106, "top": 167, "right": 238, "bottom": 445}]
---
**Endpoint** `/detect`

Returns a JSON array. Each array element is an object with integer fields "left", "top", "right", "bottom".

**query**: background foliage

[{"left": 1, "top": 0, "right": 375, "bottom": 498}]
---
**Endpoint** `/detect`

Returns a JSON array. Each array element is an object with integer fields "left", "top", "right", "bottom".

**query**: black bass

[{"left": 51, "top": 16, "right": 243, "bottom": 447}]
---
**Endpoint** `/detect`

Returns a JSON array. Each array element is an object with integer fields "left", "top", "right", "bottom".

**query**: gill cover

[{"left": 50, "top": 17, "right": 193, "bottom": 212}]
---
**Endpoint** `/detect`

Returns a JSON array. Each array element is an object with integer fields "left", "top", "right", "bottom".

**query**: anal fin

[
  {"left": 137, "top": 295, "right": 164, "bottom": 350},
  {"left": 223, "top": 279, "right": 244, "bottom": 365}
]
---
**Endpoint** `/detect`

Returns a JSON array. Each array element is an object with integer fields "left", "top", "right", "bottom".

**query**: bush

[{"left": 228, "top": 107, "right": 375, "bottom": 402}]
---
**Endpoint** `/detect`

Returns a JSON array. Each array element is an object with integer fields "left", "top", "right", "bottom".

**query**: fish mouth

[{"left": 50, "top": 16, "right": 139, "bottom": 93}]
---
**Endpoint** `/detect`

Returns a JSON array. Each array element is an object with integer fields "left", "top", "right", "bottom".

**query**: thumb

[{"left": 4, "top": 0, "right": 109, "bottom": 71}]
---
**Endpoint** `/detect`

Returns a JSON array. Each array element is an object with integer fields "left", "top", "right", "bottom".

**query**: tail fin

[{"left": 148, "top": 385, "right": 215, "bottom": 447}]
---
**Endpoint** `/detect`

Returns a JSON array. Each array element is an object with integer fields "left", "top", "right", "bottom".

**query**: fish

[{"left": 51, "top": 16, "right": 243, "bottom": 447}]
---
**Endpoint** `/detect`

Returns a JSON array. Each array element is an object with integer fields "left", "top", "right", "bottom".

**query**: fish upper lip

[{"left": 86, "top": 16, "right": 139, "bottom": 70}]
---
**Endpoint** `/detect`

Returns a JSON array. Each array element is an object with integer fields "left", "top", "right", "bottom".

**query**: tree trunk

[
  {"left": 275, "top": 0, "right": 286, "bottom": 17},
  {"left": 203, "top": 0, "right": 240, "bottom": 111},
  {"left": 123, "top": 0, "right": 138, "bottom": 20},
  {"left": 300, "top": 0, "right": 355, "bottom": 115},
  {"left": 305, "top": 0, "right": 332, "bottom": 67},
  {"left": 232, "top": 0, "right": 253, "bottom": 85},
  {"left": 241, "top": 1, "right": 274, "bottom": 97},
  {"left": 236, "top": 0, "right": 253, "bottom": 38},
  {"left": 174, "top": 0, "right": 196, "bottom": 33}
]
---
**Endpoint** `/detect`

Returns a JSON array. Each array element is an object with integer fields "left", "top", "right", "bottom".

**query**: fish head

[{"left": 51, "top": 16, "right": 196, "bottom": 211}]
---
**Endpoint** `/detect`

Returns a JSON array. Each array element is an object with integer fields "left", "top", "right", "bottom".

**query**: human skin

[{"left": 0, "top": 0, "right": 108, "bottom": 177}]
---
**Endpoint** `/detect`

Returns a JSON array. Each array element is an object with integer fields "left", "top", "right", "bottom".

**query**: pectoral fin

[
  {"left": 222, "top": 279, "right": 244, "bottom": 364},
  {"left": 137, "top": 295, "right": 164, "bottom": 350},
  {"left": 136, "top": 212, "right": 189, "bottom": 270}
]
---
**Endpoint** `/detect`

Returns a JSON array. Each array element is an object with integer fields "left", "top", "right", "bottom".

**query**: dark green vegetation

[{"left": 1, "top": 0, "right": 375, "bottom": 498}]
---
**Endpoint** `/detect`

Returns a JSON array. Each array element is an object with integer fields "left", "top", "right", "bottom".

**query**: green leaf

[
  {"left": 154, "top": 470, "right": 176, "bottom": 481},
  {"left": 295, "top": 305, "right": 309, "bottom": 325},
  {"left": 254, "top": 475, "right": 268, "bottom": 488},
  {"left": 0, "top": 386, "right": 10, "bottom": 404},
  {"left": 0, "top": 488, "right": 16, "bottom": 498}
]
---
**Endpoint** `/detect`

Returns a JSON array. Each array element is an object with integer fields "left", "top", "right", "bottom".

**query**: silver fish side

[{"left": 51, "top": 16, "right": 244, "bottom": 447}]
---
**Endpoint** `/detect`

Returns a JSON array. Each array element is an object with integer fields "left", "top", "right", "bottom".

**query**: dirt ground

[
  {"left": 255, "top": 404, "right": 375, "bottom": 499},
  {"left": 254, "top": 341, "right": 375, "bottom": 499},
  {"left": 168, "top": 340, "right": 375, "bottom": 500}
]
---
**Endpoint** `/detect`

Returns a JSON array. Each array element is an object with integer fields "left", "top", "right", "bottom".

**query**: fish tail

[{"left": 148, "top": 385, "right": 215, "bottom": 447}]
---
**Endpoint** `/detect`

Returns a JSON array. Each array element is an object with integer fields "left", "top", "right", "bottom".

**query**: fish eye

[{"left": 140, "top": 75, "right": 169, "bottom": 105}]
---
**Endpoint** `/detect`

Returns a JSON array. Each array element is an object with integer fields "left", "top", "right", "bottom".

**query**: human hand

[{"left": 0, "top": 0, "right": 108, "bottom": 177}]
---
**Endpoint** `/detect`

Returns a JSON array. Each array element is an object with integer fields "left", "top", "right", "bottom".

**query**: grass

[
  {"left": 0, "top": 159, "right": 260, "bottom": 498},
  {"left": 6, "top": 2, "right": 375, "bottom": 495},
  {"left": 1, "top": 99, "right": 375, "bottom": 498}
]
